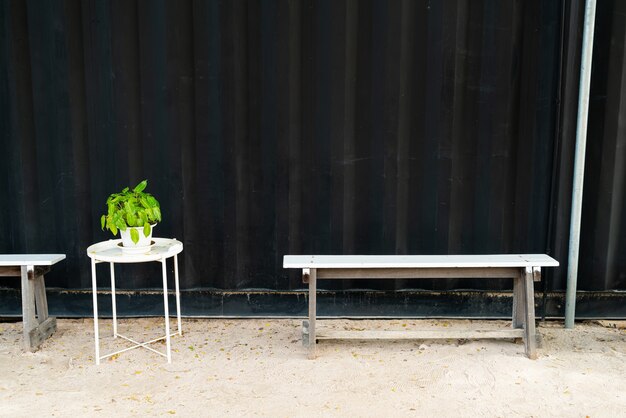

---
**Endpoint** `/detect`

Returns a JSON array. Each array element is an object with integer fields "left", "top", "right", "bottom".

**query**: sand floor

[{"left": 1, "top": 318, "right": 625, "bottom": 417}]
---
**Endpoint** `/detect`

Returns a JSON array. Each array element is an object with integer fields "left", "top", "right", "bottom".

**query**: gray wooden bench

[
  {"left": 283, "top": 254, "right": 559, "bottom": 359},
  {"left": 0, "top": 254, "right": 65, "bottom": 351}
]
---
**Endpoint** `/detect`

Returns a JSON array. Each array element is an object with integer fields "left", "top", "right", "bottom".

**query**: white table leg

[
  {"left": 91, "top": 259, "right": 100, "bottom": 365},
  {"left": 110, "top": 262, "right": 117, "bottom": 338},
  {"left": 174, "top": 254, "right": 182, "bottom": 335},
  {"left": 161, "top": 258, "right": 172, "bottom": 363},
  {"left": 308, "top": 268, "right": 317, "bottom": 359}
]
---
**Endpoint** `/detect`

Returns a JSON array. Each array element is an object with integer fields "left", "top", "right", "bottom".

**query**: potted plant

[{"left": 101, "top": 180, "right": 162, "bottom": 252}]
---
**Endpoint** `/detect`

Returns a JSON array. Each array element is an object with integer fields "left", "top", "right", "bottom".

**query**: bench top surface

[
  {"left": 283, "top": 254, "right": 559, "bottom": 269},
  {"left": 0, "top": 254, "right": 66, "bottom": 266}
]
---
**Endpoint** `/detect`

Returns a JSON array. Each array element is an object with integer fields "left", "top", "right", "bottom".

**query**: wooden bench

[
  {"left": 283, "top": 254, "right": 559, "bottom": 359},
  {"left": 0, "top": 254, "right": 65, "bottom": 351}
]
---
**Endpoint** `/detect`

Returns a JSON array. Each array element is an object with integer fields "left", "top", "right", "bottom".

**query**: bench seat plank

[
  {"left": 0, "top": 254, "right": 66, "bottom": 266},
  {"left": 284, "top": 254, "right": 558, "bottom": 269}
]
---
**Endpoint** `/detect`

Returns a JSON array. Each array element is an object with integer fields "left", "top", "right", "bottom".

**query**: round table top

[{"left": 86, "top": 238, "right": 183, "bottom": 263}]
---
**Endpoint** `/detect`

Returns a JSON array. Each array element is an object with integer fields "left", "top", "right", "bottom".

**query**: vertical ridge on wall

[
  {"left": 547, "top": 0, "right": 584, "bottom": 292},
  {"left": 2, "top": 0, "right": 625, "bottom": 295},
  {"left": 167, "top": 0, "right": 195, "bottom": 288},
  {"left": 65, "top": 0, "right": 92, "bottom": 289}
]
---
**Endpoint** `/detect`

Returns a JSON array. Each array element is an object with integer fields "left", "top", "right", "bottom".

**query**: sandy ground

[{"left": 1, "top": 318, "right": 625, "bottom": 418}]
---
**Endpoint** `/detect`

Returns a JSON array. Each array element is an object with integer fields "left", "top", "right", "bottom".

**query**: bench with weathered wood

[
  {"left": 283, "top": 254, "right": 559, "bottom": 359},
  {"left": 0, "top": 254, "right": 65, "bottom": 351}
]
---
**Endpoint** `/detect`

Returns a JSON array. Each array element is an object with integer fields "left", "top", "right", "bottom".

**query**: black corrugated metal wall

[{"left": 0, "top": 0, "right": 625, "bottom": 316}]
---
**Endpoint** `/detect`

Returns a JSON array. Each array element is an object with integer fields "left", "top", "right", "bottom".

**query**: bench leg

[
  {"left": 20, "top": 266, "right": 57, "bottom": 352},
  {"left": 523, "top": 267, "right": 537, "bottom": 359},
  {"left": 34, "top": 274, "right": 49, "bottom": 322},
  {"left": 512, "top": 271, "right": 525, "bottom": 329},
  {"left": 308, "top": 268, "right": 317, "bottom": 359},
  {"left": 20, "top": 266, "right": 37, "bottom": 351}
]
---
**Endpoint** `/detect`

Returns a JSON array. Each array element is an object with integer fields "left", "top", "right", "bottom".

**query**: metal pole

[{"left": 565, "top": 0, "right": 597, "bottom": 329}]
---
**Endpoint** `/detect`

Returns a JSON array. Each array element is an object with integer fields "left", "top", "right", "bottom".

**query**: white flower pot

[{"left": 120, "top": 224, "right": 155, "bottom": 248}]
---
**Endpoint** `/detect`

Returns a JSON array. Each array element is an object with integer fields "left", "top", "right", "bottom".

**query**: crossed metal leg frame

[{"left": 90, "top": 255, "right": 182, "bottom": 365}]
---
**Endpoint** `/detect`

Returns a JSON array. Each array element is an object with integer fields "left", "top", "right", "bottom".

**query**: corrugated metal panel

[
  {"left": 0, "top": 0, "right": 624, "bottom": 300},
  {"left": 579, "top": 0, "right": 626, "bottom": 291}
]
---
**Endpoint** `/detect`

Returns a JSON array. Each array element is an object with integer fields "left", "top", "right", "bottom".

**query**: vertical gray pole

[{"left": 565, "top": 0, "right": 597, "bottom": 329}]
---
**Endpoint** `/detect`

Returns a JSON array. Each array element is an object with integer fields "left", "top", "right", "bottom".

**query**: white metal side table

[{"left": 86, "top": 238, "right": 183, "bottom": 364}]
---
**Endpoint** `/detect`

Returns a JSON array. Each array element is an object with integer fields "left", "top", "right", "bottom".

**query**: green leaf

[
  {"left": 115, "top": 218, "right": 126, "bottom": 231},
  {"left": 101, "top": 215, "right": 105, "bottom": 230},
  {"left": 133, "top": 180, "right": 147, "bottom": 193},
  {"left": 153, "top": 206, "right": 162, "bottom": 221},
  {"left": 130, "top": 228, "right": 139, "bottom": 244},
  {"left": 143, "top": 222, "right": 151, "bottom": 237},
  {"left": 122, "top": 187, "right": 129, "bottom": 193},
  {"left": 111, "top": 225, "right": 118, "bottom": 236},
  {"left": 126, "top": 213, "right": 135, "bottom": 227}
]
